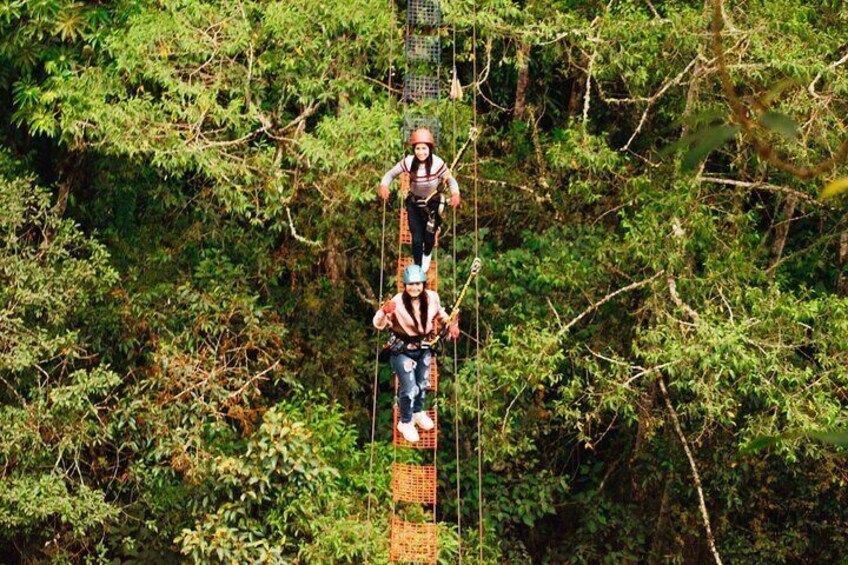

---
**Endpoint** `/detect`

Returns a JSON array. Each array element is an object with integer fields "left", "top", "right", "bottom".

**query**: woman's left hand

[
  {"left": 449, "top": 193, "right": 461, "bottom": 208},
  {"left": 446, "top": 312, "right": 460, "bottom": 339}
]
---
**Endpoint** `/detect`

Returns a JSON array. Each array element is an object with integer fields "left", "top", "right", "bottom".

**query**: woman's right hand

[
  {"left": 381, "top": 299, "right": 396, "bottom": 315},
  {"left": 378, "top": 184, "right": 390, "bottom": 201}
]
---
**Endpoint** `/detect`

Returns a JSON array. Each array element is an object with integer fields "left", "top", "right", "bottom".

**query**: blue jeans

[{"left": 390, "top": 348, "right": 431, "bottom": 423}]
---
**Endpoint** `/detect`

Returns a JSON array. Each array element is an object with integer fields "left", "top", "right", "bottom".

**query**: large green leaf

[
  {"left": 759, "top": 78, "right": 798, "bottom": 107},
  {"left": 760, "top": 110, "right": 799, "bottom": 140},
  {"left": 680, "top": 124, "right": 740, "bottom": 171},
  {"left": 740, "top": 429, "right": 848, "bottom": 455}
]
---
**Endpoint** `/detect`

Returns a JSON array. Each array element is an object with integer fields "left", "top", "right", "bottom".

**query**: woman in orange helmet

[{"left": 379, "top": 128, "right": 461, "bottom": 273}]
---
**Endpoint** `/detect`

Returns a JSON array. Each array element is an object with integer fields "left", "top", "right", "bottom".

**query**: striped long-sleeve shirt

[{"left": 381, "top": 155, "right": 460, "bottom": 199}]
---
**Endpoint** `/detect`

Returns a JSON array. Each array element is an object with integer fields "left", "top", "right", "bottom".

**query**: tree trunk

[
  {"left": 648, "top": 471, "right": 674, "bottom": 565},
  {"left": 53, "top": 150, "right": 85, "bottom": 218},
  {"left": 769, "top": 194, "right": 797, "bottom": 273},
  {"left": 629, "top": 388, "right": 655, "bottom": 501},
  {"left": 513, "top": 41, "right": 531, "bottom": 121},
  {"left": 838, "top": 231, "right": 848, "bottom": 296}
]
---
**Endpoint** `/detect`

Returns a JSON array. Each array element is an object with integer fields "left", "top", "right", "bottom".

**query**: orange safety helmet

[{"left": 409, "top": 128, "right": 435, "bottom": 147}]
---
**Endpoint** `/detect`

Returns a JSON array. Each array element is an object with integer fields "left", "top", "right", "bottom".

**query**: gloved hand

[
  {"left": 449, "top": 192, "right": 461, "bottom": 208},
  {"left": 378, "top": 184, "right": 390, "bottom": 201},
  {"left": 446, "top": 312, "right": 460, "bottom": 339},
  {"left": 381, "top": 299, "right": 396, "bottom": 315}
]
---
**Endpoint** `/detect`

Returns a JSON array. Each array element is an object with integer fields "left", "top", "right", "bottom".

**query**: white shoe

[
  {"left": 397, "top": 421, "right": 419, "bottom": 442},
  {"left": 421, "top": 254, "right": 432, "bottom": 273},
  {"left": 412, "top": 411, "right": 434, "bottom": 431}
]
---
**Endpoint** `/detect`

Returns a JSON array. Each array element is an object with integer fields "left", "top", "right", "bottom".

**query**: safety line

[
  {"left": 366, "top": 1, "right": 395, "bottom": 560},
  {"left": 472, "top": 0, "right": 485, "bottom": 560},
  {"left": 451, "top": 15, "right": 463, "bottom": 564}
]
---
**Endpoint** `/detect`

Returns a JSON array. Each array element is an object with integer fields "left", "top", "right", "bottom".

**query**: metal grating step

[
  {"left": 393, "top": 406, "right": 438, "bottom": 449},
  {"left": 397, "top": 256, "right": 438, "bottom": 292},
  {"left": 404, "top": 74, "right": 440, "bottom": 102},
  {"left": 390, "top": 519, "right": 438, "bottom": 563},
  {"left": 400, "top": 208, "right": 413, "bottom": 245},
  {"left": 406, "top": 0, "right": 442, "bottom": 27},
  {"left": 403, "top": 115, "right": 441, "bottom": 147},
  {"left": 392, "top": 463, "right": 437, "bottom": 504},
  {"left": 405, "top": 35, "right": 441, "bottom": 64}
]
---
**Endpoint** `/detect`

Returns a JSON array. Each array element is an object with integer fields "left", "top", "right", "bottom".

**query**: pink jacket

[{"left": 373, "top": 290, "right": 448, "bottom": 338}]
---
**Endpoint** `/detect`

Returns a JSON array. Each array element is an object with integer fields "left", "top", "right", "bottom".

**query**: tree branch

[
  {"left": 838, "top": 231, "right": 848, "bottom": 296},
  {"left": 769, "top": 194, "right": 798, "bottom": 273},
  {"left": 666, "top": 274, "right": 701, "bottom": 324},
  {"left": 286, "top": 206, "right": 323, "bottom": 248},
  {"left": 558, "top": 271, "right": 665, "bottom": 337},
  {"left": 621, "top": 56, "right": 700, "bottom": 151},
  {"left": 582, "top": 38, "right": 599, "bottom": 136},
  {"left": 696, "top": 175, "right": 824, "bottom": 207},
  {"left": 808, "top": 50, "right": 848, "bottom": 98},
  {"left": 710, "top": 0, "right": 848, "bottom": 179},
  {"left": 657, "top": 374, "right": 724, "bottom": 565}
]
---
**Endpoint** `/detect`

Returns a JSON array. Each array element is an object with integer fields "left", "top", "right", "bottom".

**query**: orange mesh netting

[
  {"left": 390, "top": 519, "right": 438, "bottom": 564},
  {"left": 397, "top": 256, "right": 439, "bottom": 292},
  {"left": 400, "top": 209, "right": 413, "bottom": 245},
  {"left": 429, "top": 356, "right": 438, "bottom": 391},
  {"left": 393, "top": 407, "right": 438, "bottom": 449},
  {"left": 392, "top": 463, "right": 437, "bottom": 503}
]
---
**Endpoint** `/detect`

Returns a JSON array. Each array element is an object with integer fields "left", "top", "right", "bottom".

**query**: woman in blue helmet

[{"left": 373, "top": 264, "right": 459, "bottom": 442}]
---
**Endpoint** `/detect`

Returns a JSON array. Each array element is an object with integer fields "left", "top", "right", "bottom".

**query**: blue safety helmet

[{"left": 402, "top": 264, "right": 427, "bottom": 285}]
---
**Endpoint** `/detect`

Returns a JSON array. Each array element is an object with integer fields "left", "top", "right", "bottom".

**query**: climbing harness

[
  {"left": 407, "top": 192, "right": 444, "bottom": 234},
  {"left": 379, "top": 332, "right": 431, "bottom": 363}
]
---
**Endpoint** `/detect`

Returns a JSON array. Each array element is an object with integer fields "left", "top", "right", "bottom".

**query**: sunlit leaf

[
  {"left": 820, "top": 177, "right": 848, "bottom": 200},
  {"left": 672, "top": 108, "right": 728, "bottom": 129},
  {"left": 738, "top": 435, "right": 782, "bottom": 456}
]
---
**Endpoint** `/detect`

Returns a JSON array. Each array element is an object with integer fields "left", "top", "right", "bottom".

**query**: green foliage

[
  {"left": 2, "top": 0, "right": 848, "bottom": 562},
  {"left": 0, "top": 474, "right": 117, "bottom": 539},
  {"left": 176, "top": 395, "right": 394, "bottom": 563},
  {"left": 0, "top": 151, "right": 120, "bottom": 557}
]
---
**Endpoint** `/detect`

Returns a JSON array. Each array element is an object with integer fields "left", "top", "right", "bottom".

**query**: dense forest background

[{"left": 1, "top": 0, "right": 847, "bottom": 563}]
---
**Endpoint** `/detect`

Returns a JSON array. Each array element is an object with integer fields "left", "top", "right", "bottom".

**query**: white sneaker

[
  {"left": 397, "top": 421, "right": 419, "bottom": 443},
  {"left": 421, "top": 254, "right": 432, "bottom": 273},
  {"left": 412, "top": 411, "right": 434, "bottom": 431}
]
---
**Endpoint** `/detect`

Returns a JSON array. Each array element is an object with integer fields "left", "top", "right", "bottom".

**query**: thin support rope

[
  {"left": 471, "top": 1, "right": 484, "bottom": 561},
  {"left": 367, "top": 197, "right": 388, "bottom": 524},
  {"left": 366, "top": 2, "right": 394, "bottom": 561},
  {"left": 390, "top": 0, "right": 410, "bottom": 552},
  {"left": 452, "top": 205, "right": 462, "bottom": 562},
  {"left": 451, "top": 19, "right": 463, "bottom": 564}
]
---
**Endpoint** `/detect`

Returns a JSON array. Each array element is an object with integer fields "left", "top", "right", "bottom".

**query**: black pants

[{"left": 406, "top": 194, "right": 442, "bottom": 265}]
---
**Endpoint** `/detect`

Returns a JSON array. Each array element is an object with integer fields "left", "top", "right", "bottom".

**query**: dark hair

[
  {"left": 401, "top": 286, "right": 429, "bottom": 335},
  {"left": 410, "top": 146, "right": 433, "bottom": 179}
]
